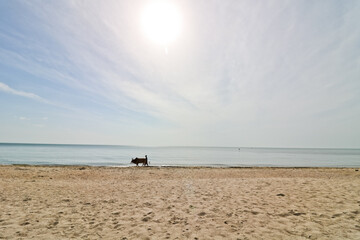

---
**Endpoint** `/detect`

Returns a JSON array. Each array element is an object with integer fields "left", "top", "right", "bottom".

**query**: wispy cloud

[
  {"left": 0, "top": 82, "right": 50, "bottom": 104},
  {"left": 19, "top": 116, "right": 30, "bottom": 121}
]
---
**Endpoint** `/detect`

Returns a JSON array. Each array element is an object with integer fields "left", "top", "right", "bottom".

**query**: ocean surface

[{"left": 0, "top": 143, "right": 359, "bottom": 168}]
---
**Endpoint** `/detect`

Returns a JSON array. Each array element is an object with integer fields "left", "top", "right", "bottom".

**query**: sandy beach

[{"left": 0, "top": 166, "right": 359, "bottom": 239}]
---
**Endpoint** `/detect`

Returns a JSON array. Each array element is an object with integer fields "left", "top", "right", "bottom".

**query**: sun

[{"left": 141, "top": 1, "right": 182, "bottom": 46}]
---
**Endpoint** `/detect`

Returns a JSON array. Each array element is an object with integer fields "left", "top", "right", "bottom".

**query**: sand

[{"left": 0, "top": 165, "right": 359, "bottom": 239}]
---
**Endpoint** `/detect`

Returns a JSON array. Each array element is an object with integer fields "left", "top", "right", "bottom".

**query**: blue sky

[{"left": 0, "top": 0, "right": 359, "bottom": 147}]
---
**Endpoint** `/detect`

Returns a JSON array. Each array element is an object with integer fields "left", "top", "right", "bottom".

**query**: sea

[{"left": 0, "top": 143, "right": 359, "bottom": 168}]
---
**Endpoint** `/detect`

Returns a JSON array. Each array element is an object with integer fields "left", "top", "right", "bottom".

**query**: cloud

[{"left": 0, "top": 82, "right": 50, "bottom": 104}]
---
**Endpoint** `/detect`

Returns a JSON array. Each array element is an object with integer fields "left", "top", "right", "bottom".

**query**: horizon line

[{"left": 0, "top": 142, "right": 359, "bottom": 150}]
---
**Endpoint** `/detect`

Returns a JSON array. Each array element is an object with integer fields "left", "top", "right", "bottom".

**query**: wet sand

[{"left": 0, "top": 165, "right": 360, "bottom": 239}]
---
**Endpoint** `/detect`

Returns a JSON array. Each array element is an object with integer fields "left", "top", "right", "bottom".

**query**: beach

[{"left": 0, "top": 166, "right": 359, "bottom": 239}]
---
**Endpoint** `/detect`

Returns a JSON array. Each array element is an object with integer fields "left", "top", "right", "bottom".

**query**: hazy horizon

[
  {"left": 1, "top": 142, "right": 359, "bottom": 150},
  {"left": 1, "top": 1, "right": 360, "bottom": 148}
]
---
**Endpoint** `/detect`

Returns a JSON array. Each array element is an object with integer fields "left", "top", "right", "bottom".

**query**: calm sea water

[{"left": 0, "top": 143, "right": 359, "bottom": 167}]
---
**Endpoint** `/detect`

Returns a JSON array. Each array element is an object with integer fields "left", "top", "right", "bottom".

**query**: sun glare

[{"left": 141, "top": 1, "right": 182, "bottom": 46}]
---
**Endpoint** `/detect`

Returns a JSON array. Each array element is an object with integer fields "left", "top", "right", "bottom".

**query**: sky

[{"left": 0, "top": 0, "right": 359, "bottom": 148}]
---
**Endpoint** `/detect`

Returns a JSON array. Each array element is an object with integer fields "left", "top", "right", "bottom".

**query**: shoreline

[
  {"left": 1, "top": 165, "right": 359, "bottom": 239},
  {"left": 3, "top": 163, "right": 360, "bottom": 169}
]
